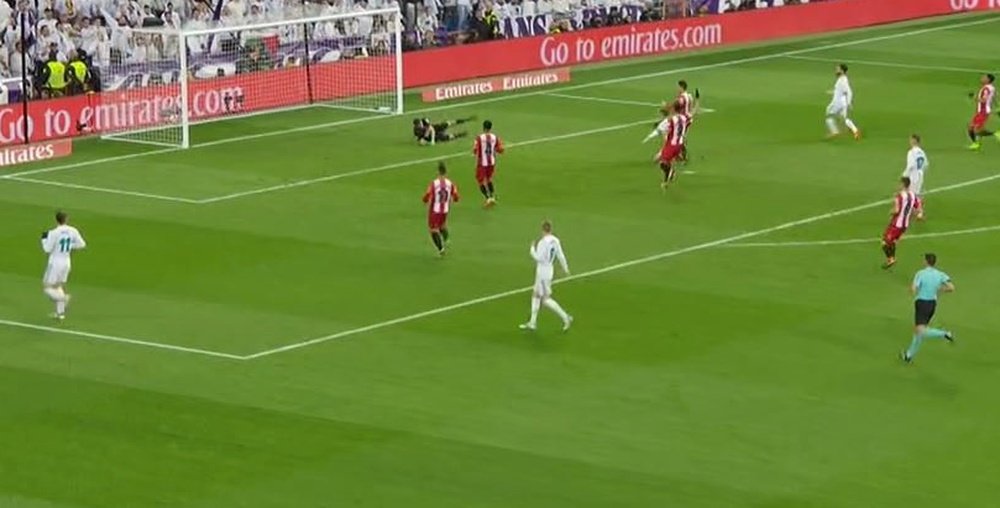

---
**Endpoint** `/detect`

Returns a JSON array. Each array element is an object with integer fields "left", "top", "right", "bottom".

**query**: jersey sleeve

[
  {"left": 73, "top": 229, "right": 87, "bottom": 250},
  {"left": 554, "top": 239, "right": 569, "bottom": 274},
  {"left": 41, "top": 230, "right": 56, "bottom": 253}
]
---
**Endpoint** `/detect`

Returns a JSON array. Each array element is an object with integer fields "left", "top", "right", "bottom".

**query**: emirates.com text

[{"left": 539, "top": 24, "right": 724, "bottom": 67}]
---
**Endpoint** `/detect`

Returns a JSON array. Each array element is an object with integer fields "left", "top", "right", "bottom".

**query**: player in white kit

[
  {"left": 825, "top": 64, "right": 861, "bottom": 140},
  {"left": 520, "top": 220, "right": 573, "bottom": 332},
  {"left": 902, "top": 134, "right": 928, "bottom": 220},
  {"left": 41, "top": 211, "right": 86, "bottom": 320}
]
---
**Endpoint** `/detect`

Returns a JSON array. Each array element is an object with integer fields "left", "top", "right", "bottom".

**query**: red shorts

[
  {"left": 428, "top": 212, "right": 448, "bottom": 230},
  {"left": 883, "top": 225, "right": 906, "bottom": 244},
  {"left": 659, "top": 144, "right": 682, "bottom": 164},
  {"left": 476, "top": 165, "right": 495, "bottom": 185},
  {"left": 970, "top": 112, "right": 989, "bottom": 131}
]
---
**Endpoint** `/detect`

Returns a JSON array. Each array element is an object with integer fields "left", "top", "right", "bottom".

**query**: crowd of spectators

[{"left": 0, "top": 0, "right": 813, "bottom": 97}]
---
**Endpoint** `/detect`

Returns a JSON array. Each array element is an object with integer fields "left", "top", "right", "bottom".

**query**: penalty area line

[
  {"left": 243, "top": 172, "right": 1000, "bottom": 360},
  {"left": 0, "top": 318, "right": 247, "bottom": 360},
  {"left": 725, "top": 223, "right": 1000, "bottom": 249}
]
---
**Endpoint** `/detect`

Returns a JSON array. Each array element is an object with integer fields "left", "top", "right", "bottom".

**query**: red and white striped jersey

[
  {"left": 891, "top": 190, "right": 919, "bottom": 228},
  {"left": 473, "top": 133, "right": 504, "bottom": 167},
  {"left": 657, "top": 114, "right": 691, "bottom": 147},
  {"left": 976, "top": 84, "right": 995, "bottom": 115},
  {"left": 677, "top": 91, "right": 694, "bottom": 115},
  {"left": 423, "top": 177, "right": 459, "bottom": 214}
]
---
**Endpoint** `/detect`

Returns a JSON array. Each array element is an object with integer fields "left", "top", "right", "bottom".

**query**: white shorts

[
  {"left": 826, "top": 101, "right": 848, "bottom": 117},
  {"left": 43, "top": 261, "right": 70, "bottom": 286},
  {"left": 908, "top": 171, "right": 924, "bottom": 195},
  {"left": 533, "top": 275, "right": 553, "bottom": 299}
]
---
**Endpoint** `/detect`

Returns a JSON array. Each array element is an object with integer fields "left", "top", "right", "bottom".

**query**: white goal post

[{"left": 98, "top": 7, "right": 404, "bottom": 149}]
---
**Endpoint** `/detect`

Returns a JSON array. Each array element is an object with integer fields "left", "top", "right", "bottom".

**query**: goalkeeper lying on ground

[{"left": 413, "top": 117, "right": 474, "bottom": 145}]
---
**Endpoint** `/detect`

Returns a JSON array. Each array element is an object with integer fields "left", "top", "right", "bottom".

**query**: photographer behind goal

[{"left": 413, "top": 117, "right": 474, "bottom": 145}]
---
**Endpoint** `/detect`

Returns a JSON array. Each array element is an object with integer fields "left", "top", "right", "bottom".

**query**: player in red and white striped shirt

[
  {"left": 643, "top": 101, "right": 693, "bottom": 191},
  {"left": 882, "top": 176, "right": 921, "bottom": 269},
  {"left": 673, "top": 80, "right": 699, "bottom": 162},
  {"left": 422, "top": 162, "right": 460, "bottom": 257},
  {"left": 473, "top": 120, "right": 504, "bottom": 208},
  {"left": 967, "top": 73, "right": 999, "bottom": 150}
]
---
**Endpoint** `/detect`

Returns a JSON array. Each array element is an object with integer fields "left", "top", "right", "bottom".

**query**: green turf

[{"left": 1, "top": 12, "right": 999, "bottom": 507}]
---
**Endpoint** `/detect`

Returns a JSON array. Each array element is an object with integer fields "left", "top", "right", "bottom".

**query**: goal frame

[{"left": 100, "top": 6, "right": 404, "bottom": 150}]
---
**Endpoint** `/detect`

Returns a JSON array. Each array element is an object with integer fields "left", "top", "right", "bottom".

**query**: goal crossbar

[{"left": 100, "top": 7, "right": 403, "bottom": 150}]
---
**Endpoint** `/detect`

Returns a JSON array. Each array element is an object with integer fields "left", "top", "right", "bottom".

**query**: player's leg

[
  {"left": 428, "top": 214, "right": 446, "bottom": 255},
  {"left": 485, "top": 168, "right": 496, "bottom": 202},
  {"left": 824, "top": 104, "right": 841, "bottom": 137},
  {"left": 520, "top": 281, "right": 546, "bottom": 330},
  {"left": 476, "top": 167, "right": 491, "bottom": 203},
  {"left": 911, "top": 174, "right": 925, "bottom": 220},
  {"left": 969, "top": 116, "right": 985, "bottom": 149},
  {"left": 659, "top": 161, "right": 674, "bottom": 191},
  {"left": 440, "top": 227, "right": 450, "bottom": 245},
  {"left": 542, "top": 297, "right": 572, "bottom": 330},
  {"left": 42, "top": 264, "right": 70, "bottom": 319},
  {"left": 880, "top": 229, "right": 898, "bottom": 269},
  {"left": 843, "top": 114, "right": 860, "bottom": 139}
]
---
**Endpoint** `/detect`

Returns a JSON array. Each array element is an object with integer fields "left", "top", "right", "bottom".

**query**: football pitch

[{"left": 2, "top": 12, "right": 1000, "bottom": 507}]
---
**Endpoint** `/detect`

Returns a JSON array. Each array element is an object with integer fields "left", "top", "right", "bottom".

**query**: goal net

[{"left": 99, "top": 7, "right": 403, "bottom": 149}]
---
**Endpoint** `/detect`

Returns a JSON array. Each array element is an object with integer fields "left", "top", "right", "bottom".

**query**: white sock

[
  {"left": 825, "top": 117, "right": 839, "bottom": 134},
  {"left": 529, "top": 297, "right": 541, "bottom": 326},
  {"left": 844, "top": 118, "right": 859, "bottom": 134},
  {"left": 56, "top": 299, "right": 67, "bottom": 315},
  {"left": 543, "top": 298, "right": 569, "bottom": 323}
]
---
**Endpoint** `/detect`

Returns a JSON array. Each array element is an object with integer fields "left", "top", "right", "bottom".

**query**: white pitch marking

[
  {"left": 544, "top": 93, "right": 661, "bottom": 108},
  {"left": 5, "top": 176, "right": 200, "bottom": 203},
  {"left": 5, "top": 15, "right": 995, "bottom": 186},
  {"left": 0, "top": 318, "right": 246, "bottom": 360},
  {"left": 196, "top": 119, "right": 654, "bottom": 203},
  {"left": 243, "top": 172, "right": 1000, "bottom": 359},
  {"left": 0, "top": 147, "right": 182, "bottom": 179},
  {"left": 786, "top": 55, "right": 996, "bottom": 74},
  {"left": 725, "top": 224, "right": 1000, "bottom": 249}
]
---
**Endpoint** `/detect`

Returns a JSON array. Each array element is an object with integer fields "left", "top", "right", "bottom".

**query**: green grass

[{"left": 2, "top": 12, "right": 999, "bottom": 507}]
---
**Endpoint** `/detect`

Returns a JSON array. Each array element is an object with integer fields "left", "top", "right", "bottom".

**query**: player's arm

[
  {"left": 422, "top": 184, "right": 432, "bottom": 203},
  {"left": 529, "top": 242, "right": 540, "bottom": 261},
  {"left": 472, "top": 137, "right": 479, "bottom": 156},
  {"left": 73, "top": 230, "right": 87, "bottom": 250},
  {"left": 942, "top": 277, "right": 955, "bottom": 293},
  {"left": 910, "top": 274, "right": 920, "bottom": 295},
  {"left": 643, "top": 120, "right": 668, "bottom": 143},
  {"left": 555, "top": 240, "right": 570, "bottom": 276},
  {"left": 451, "top": 185, "right": 460, "bottom": 203},
  {"left": 496, "top": 137, "right": 504, "bottom": 154},
  {"left": 890, "top": 197, "right": 900, "bottom": 217},
  {"left": 41, "top": 230, "right": 54, "bottom": 253},
  {"left": 428, "top": 124, "right": 436, "bottom": 145}
]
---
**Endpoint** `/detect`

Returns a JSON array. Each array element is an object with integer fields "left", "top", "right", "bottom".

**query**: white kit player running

[
  {"left": 41, "top": 211, "right": 86, "bottom": 320},
  {"left": 902, "top": 134, "right": 928, "bottom": 220},
  {"left": 520, "top": 221, "right": 573, "bottom": 332},
  {"left": 825, "top": 64, "right": 861, "bottom": 140}
]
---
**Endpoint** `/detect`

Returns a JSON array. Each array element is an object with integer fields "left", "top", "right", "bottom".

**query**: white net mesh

[{"left": 100, "top": 7, "right": 402, "bottom": 149}]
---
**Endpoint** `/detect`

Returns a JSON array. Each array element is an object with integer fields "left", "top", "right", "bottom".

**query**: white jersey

[
  {"left": 42, "top": 224, "right": 86, "bottom": 265},
  {"left": 904, "top": 147, "right": 928, "bottom": 176},
  {"left": 530, "top": 233, "right": 569, "bottom": 280},
  {"left": 832, "top": 75, "right": 853, "bottom": 107}
]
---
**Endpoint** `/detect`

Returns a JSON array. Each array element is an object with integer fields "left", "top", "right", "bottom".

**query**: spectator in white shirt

[
  {"left": 8, "top": 41, "right": 33, "bottom": 78},
  {"left": 521, "top": 0, "right": 535, "bottom": 15},
  {"left": 536, "top": 0, "right": 552, "bottom": 14}
]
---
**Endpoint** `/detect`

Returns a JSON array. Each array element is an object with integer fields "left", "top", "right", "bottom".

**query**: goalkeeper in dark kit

[{"left": 413, "top": 116, "right": 475, "bottom": 145}]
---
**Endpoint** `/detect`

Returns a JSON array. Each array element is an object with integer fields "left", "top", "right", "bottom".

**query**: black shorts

[
  {"left": 914, "top": 299, "right": 937, "bottom": 326},
  {"left": 433, "top": 122, "right": 450, "bottom": 134}
]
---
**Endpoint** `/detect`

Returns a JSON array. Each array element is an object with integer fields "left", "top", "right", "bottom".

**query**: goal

[{"left": 99, "top": 7, "right": 403, "bottom": 149}]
